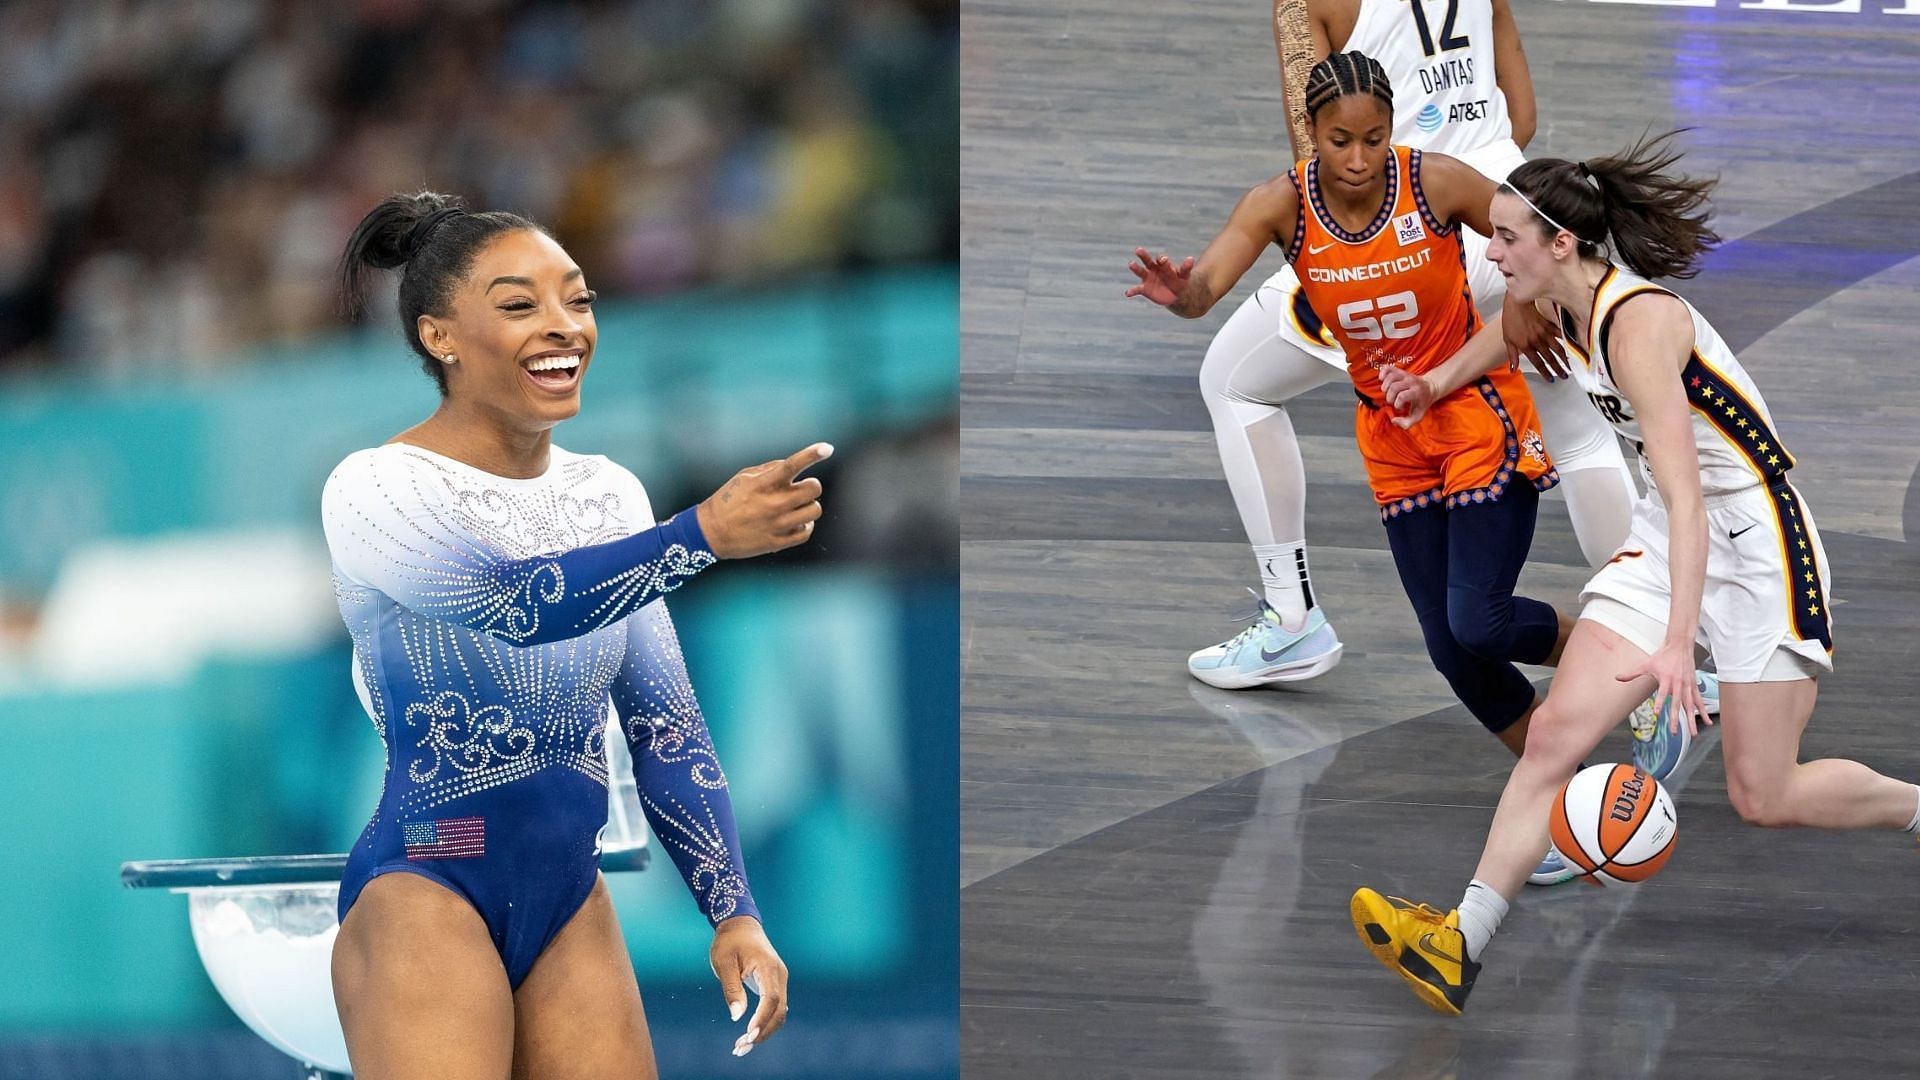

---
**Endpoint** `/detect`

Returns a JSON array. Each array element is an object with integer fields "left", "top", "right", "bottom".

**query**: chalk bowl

[{"left": 187, "top": 884, "right": 350, "bottom": 1076}]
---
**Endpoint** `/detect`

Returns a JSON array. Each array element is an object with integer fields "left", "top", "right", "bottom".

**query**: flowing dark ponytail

[
  {"left": 338, "top": 191, "right": 547, "bottom": 393},
  {"left": 1504, "top": 129, "right": 1721, "bottom": 280}
]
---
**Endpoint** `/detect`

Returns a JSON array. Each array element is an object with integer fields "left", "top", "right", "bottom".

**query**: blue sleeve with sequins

[
  {"left": 611, "top": 600, "right": 761, "bottom": 927},
  {"left": 321, "top": 449, "right": 718, "bottom": 647}
]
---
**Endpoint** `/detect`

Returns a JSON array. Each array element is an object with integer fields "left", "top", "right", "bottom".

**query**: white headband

[{"left": 1506, "top": 184, "right": 1600, "bottom": 246}]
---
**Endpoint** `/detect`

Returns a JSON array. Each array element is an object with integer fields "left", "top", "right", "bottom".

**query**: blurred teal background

[{"left": 0, "top": 269, "right": 958, "bottom": 1078}]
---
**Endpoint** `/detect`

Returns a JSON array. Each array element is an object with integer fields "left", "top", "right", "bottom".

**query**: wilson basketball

[{"left": 1548, "top": 763, "right": 1677, "bottom": 886}]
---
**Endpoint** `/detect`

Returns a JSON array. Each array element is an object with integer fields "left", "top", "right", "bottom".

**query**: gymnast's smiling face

[{"left": 418, "top": 228, "right": 598, "bottom": 430}]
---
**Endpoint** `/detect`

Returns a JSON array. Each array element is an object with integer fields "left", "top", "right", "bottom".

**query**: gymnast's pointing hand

[{"left": 697, "top": 442, "right": 834, "bottom": 558}]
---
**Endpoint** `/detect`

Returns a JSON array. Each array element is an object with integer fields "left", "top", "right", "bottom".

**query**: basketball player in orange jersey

[
  {"left": 1349, "top": 131, "right": 1920, "bottom": 1016},
  {"left": 1194, "top": 0, "right": 1714, "bottom": 815},
  {"left": 1131, "top": 53, "right": 1574, "bottom": 772},
  {"left": 1188, "top": 0, "right": 1644, "bottom": 690}
]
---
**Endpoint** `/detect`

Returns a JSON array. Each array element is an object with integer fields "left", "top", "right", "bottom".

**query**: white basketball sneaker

[{"left": 1187, "top": 599, "right": 1343, "bottom": 689}]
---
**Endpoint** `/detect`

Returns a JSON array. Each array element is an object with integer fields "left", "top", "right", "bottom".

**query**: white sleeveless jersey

[
  {"left": 1344, "top": 0, "right": 1513, "bottom": 156},
  {"left": 1560, "top": 265, "right": 1792, "bottom": 499}
]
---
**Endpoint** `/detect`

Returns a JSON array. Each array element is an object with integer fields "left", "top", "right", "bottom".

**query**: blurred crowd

[{"left": 0, "top": 0, "right": 958, "bottom": 376}]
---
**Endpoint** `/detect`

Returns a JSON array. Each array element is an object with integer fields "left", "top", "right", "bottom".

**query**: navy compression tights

[{"left": 1383, "top": 481, "right": 1561, "bottom": 734}]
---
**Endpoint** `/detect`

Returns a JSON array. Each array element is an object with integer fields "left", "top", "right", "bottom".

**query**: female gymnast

[
  {"left": 323, "top": 192, "right": 817, "bottom": 1076},
  {"left": 1351, "top": 132, "right": 1920, "bottom": 1016}
]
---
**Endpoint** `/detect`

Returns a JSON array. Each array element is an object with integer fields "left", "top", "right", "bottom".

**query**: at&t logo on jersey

[
  {"left": 1417, "top": 98, "right": 1493, "bottom": 129},
  {"left": 1448, "top": 99, "right": 1493, "bottom": 122}
]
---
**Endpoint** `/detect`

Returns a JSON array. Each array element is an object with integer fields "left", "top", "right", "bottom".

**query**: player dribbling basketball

[{"left": 1350, "top": 132, "right": 1920, "bottom": 1016}]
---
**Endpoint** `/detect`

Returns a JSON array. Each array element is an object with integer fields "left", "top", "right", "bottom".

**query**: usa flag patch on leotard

[{"left": 403, "top": 817, "right": 486, "bottom": 860}]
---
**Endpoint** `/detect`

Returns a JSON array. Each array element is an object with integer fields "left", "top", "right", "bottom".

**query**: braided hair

[
  {"left": 1303, "top": 51, "right": 1393, "bottom": 122},
  {"left": 1503, "top": 129, "right": 1721, "bottom": 280},
  {"left": 339, "top": 192, "right": 551, "bottom": 393}
]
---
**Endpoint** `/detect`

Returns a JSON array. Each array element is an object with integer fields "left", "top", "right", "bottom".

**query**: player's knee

[
  {"left": 1726, "top": 774, "right": 1796, "bottom": 828},
  {"left": 1446, "top": 601, "right": 1512, "bottom": 662},
  {"left": 1197, "top": 332, "right": 1238, "bottom": 403},
  {"left": 1413, "top": 613, "right": 1468, "bottom": 678},
  {"left": 1515, "top": 706, "right": 1585, "bottom": 775}
]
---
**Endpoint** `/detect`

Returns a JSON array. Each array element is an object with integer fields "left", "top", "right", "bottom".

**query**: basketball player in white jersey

[
  {"left": 1191, "top": 0, "right": 1656, "bottom": 702},
  {"left": 1347, "top": 133, "right": 1920, "bottom": 1016}
]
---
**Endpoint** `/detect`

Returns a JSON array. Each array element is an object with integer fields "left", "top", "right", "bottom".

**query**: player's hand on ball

[
  {"left": 1381, "top": 366, "right": 1436, "bottom": 429},
  {"left": 1616, "top": 639, "right": 1711, "bottom": 738},
  {"left": 1126, "top": 248, "right": 1195, "bottom": 307},
  {"left": 696, "top": 442, "right": 830, "bottom": 558}
]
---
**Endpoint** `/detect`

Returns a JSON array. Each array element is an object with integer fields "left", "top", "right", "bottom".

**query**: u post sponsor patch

[{"left": 1395, "top": 211, "right": 1426, "bottom": 247}]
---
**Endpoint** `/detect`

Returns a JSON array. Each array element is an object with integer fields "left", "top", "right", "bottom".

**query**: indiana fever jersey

[
  {"left": 1343, "top": 0, "right": 1512, "bottom": 155},
  {"left": 1559, "top": 265, "right": 1793, "bottom": 499},
  {"left": 1287, "top": 145, "right": 1478, "bottom": 404}
]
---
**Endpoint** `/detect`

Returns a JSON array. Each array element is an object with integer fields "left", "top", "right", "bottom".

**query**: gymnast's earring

[{"left": 442, "top": 353, "right": 457, "bottom": 364}]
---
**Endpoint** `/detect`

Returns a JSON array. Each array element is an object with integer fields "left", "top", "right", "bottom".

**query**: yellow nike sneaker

[{"left": 1350, "top": 887, "right": 1480, "bottom": 1016}]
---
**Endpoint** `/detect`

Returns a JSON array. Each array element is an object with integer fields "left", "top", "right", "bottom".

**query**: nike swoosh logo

[
  {"left": 1309, "top": 241, "right": 1336, "bottom": 255},
  {"left": 1729, "top": 524, "right": 1758, "bottom": 540},
  {"left": 1418, "top": 932, "right": 1464, "bottom": 967},
  {"left": 1260, "top": 645, "right": 1289, "bottom": 662}
]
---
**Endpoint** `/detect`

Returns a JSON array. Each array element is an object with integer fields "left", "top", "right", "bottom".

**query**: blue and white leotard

[{"left": 321, "top": 443, "right": 758, "bottom": 986}]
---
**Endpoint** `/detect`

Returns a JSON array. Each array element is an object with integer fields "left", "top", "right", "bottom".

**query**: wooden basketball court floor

[{"left": 961, "top": 2, "right": 1920, "bottom": 1076}]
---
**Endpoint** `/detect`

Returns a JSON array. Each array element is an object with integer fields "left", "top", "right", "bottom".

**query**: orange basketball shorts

[{"left": 1359, "top": 368, "right": 1561, "bottom": 521}]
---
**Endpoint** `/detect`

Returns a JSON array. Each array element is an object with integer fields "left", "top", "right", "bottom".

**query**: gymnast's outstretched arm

[
  {"left": 321, "top": 442, "right": 827, "bottom": 647},
  {"left": 322, "top": 449, "right": 717, "bottom": 646}
]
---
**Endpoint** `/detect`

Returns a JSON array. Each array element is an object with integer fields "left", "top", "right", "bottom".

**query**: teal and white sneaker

[
  {"left": 1696, "top": 670, "right": 1721, "bottom": 715},
  {"left": 1628, "top": 691, "right": 1695, "bottom": 784},
  {"left": 1187, "top": 600, "right": 1343, "bottom": 689},
  {"left": 1528, "top": 844, "right": 1580, "bottom": 887}
]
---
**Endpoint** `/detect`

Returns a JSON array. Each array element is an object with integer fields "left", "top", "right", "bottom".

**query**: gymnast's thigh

[
  {"left": 333, "top": 869, "right": 516, "bottom": 1080},
  {"left": 510, "top": 874, "right": 657, "bottom": 1080}
]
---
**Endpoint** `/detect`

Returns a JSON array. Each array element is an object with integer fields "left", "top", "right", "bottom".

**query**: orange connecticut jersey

[{"left": 1285, "top": 145, "right": 1479, "bottom": 405}]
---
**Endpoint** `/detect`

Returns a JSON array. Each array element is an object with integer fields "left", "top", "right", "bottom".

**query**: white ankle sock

[
  {"left": 1456, "top": 880, "right": 1508, "bottom": 961},
  {"left": 1253, "top": 540, "right": 1313, "bottom": 631},
  {"left": 1903, "top": 785, "right": 1920, "bottom": 834}
]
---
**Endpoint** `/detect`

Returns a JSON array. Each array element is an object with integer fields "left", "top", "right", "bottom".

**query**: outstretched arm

[
  {"left": 322, "top": 444, "right": 827, "bottom": 647},
  {"left": 323, "top": 452, "right": 714, "bottom": 646},
  {"left": 1127, "top": 176, "right": 1298, "bottom": 319}
]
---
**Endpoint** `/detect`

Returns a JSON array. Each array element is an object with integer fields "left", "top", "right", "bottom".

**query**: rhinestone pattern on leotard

[{"left": 322, "top": 444, "right": 756, "bottom": 926}]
